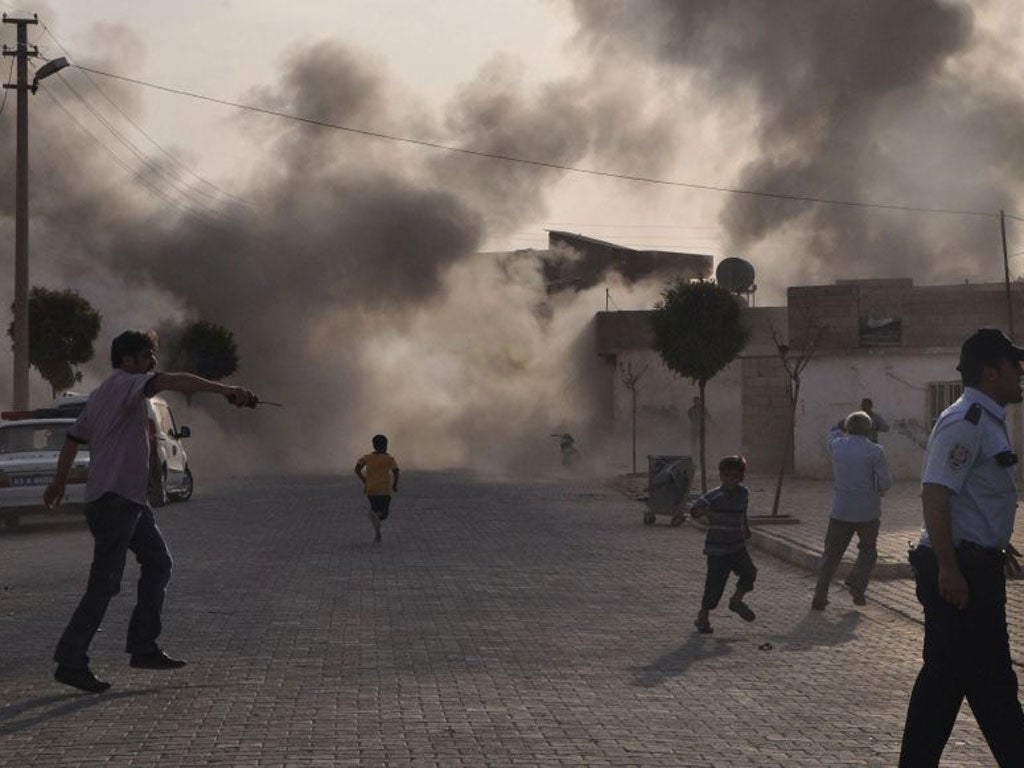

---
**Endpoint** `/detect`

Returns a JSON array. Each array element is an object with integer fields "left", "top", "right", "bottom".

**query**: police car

[
  {"left": 0, "top": 410, "right": 88, "bottom": 527},
  {"left": 0, "top": 394, "right": 194, "bottom": 526},
  {"left": 51, "top": 393, "right": 194, "bottom": 508}
]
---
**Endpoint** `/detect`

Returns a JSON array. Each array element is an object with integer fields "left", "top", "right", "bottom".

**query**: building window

[{"left": 927, "top": 381, "right": 963, "bottom": 426}]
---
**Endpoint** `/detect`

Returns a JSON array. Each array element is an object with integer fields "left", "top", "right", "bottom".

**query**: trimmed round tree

[
  {"left": 651, "top": 279, "right": 750, "bottom": 492},
  {"left": 7, "top": 287, "right": 102, "bottom": 398}
]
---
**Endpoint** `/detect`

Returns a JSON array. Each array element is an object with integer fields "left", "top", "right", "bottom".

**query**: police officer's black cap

[{"left": 957, "top": 328, "right": 1024, "bottom": 374}]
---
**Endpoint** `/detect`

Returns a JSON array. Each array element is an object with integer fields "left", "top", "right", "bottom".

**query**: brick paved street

[{"left": 0, "top": 472, "right": 1015, "bottom": 766}]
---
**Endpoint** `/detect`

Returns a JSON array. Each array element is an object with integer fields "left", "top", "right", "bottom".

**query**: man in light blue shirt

[
  {"left": 900, "top": 328, "right": 1024, "bottom": 766},
  {"left": 812, "top": 411, "right": 892, "bottom": 610}
]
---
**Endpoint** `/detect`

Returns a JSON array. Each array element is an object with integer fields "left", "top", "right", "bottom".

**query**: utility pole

[
  {"left": 1001, "top": 209, "right": 1015, "bottom": 337},
  {"left": 3, "top": 13, "right": 38, "bottom": 410}
]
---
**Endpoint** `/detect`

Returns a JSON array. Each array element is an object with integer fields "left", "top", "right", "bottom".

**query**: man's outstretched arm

[{"left": 149, "top": 372, "right": 257, "bottom": 407}]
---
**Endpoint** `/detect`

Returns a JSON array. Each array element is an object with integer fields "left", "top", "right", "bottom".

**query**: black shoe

[
  {"left": 130, "top": 650, "right": 187, "bottom": 670},
  {"left": 694, "top": 614, "right": 713, "bottom": 634},
  {"left": 55, "top": 665, "right": 111, "bottom": 693},
  {"left": 811, "top": 599, "right": 828, "bottom": 611},
  {"left": 728, "top": 599, "right": 756, "bottom": 622},
  {"left": 845, "top": 581, "right": 867, "bottom": 606}
]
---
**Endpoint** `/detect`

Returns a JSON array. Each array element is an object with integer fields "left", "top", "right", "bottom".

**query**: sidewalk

[{"left": 609, "top": 472, "right": 1024, "bottom": 666}]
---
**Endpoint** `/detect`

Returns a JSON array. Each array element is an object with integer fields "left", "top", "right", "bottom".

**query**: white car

[
  {"left": 0, "top": 417, "right": 89, "bottom": 527},
  {"left": 51, "top": 393, "right": 194, "bottom": 507}
]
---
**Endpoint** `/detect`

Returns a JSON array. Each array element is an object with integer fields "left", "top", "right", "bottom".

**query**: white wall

[
  {"left": 610, "top": 350, "right": 743, "bottom": 475},
  {"left": 795, "top": 354, "right": 958, "bottom": 479}
]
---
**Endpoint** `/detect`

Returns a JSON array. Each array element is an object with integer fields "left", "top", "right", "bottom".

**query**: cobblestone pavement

[{"left": 0, "top": 472, "right": 1014, "bottom": 766}]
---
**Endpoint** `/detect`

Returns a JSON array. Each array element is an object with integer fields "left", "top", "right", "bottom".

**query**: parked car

[
  {"left": 51, "top": 392, "right": 194, "bottom": 507},
  {"left": 0, "top": 416, "right": 89, "bottom": 527}
]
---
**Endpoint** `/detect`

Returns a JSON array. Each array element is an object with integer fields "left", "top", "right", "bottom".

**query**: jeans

[
  {"left": 813, "top": 517, "right": 880, "bottom": 601},
  {"left": 899, "top": 544, "right": 1024, "bottom": 767},
  {"left": 700, "top": 548, "right": 757, "bottom": 611},
  {"left": 54, "top": 493, "right": 172, "bottom": 669}
]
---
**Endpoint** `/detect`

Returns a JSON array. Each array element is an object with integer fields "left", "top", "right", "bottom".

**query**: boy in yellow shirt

[{"left": 354, "top": 434, "right": 400, "bottom": 543}]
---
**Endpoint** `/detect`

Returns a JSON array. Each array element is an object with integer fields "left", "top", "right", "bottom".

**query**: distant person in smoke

[
  {"left": 690, "top": 455, "right": 757, "bottom": 634},
  {"left": 812, "top": 411, "right": 892, "bottom": 610},
  {"left": 355, "top": 434, "right": 400, "bottom": 544},
  {"left": 45, "top": 329, "right": 259, "bottom": 694}
]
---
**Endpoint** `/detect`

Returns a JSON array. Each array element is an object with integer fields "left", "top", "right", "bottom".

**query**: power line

[
  {"left": 74, "top": 63, "right": 1003, "bottom": 221},
  {"left": 39, "top": 24, "right": 249, "bottom": 207},
  {"left": 0, "top": 53, "right": 13, "bottom": 118},
  {"left": 36, "top": 85, "right": 231, "bottom": 228},
  {"left": 49, "top": 69, "right": 238, "bottom": 223}
]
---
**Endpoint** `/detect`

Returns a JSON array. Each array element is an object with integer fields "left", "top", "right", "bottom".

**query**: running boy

[
  {"left": 690, "top": 455, "right": 757, "bottom": 634},
  {"left": 354, "top": 434, "right": 400, "bottom": 543}
]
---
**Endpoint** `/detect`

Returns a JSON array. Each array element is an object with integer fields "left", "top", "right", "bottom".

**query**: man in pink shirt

[{"left": 45, "top": 330, "right": 258, "bottom": 693}]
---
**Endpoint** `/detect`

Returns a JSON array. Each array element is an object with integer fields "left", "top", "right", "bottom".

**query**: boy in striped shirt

[{"left": 690, "top": 455, "right": 757, "bottom": 634}]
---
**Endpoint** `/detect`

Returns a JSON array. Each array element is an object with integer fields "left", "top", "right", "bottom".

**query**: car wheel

[
  {"left": 175, "top": 468, "right": 194, "bottom": 501},
  {"left": 150, "top": 468, "right": 169, "bottom": 508}
]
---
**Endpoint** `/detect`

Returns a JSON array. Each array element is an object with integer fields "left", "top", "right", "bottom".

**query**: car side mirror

[{"left": 177, "top": 426, "right": 191, "bottom": 439}]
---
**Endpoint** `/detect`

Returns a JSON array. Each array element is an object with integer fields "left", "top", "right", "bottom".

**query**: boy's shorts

[{"left": 368, "top": 495, "right": 391, "bottom": 520}]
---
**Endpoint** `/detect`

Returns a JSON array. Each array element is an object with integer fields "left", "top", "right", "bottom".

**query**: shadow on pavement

[
  {"left": 772, "top": 609, "right": 863, "bottom": 651},
  {"left": 0, "top": 688, "right": 160, "bottom": 736},
  {"left": 631, "top": 634, "right": 739, "bottom": 688}
]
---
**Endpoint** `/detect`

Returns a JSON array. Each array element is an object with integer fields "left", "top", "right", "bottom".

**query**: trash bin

[{"left": 644, "top": 454, "right": 693, "bottom": 525}]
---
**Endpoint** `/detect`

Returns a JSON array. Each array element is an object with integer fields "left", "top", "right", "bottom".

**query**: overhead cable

[
  {"left": 73, "top": 63, "right": 1004, "bottom": 221},
  {"left": 40, "top": 24, "right": 249, "bottom": 207}
]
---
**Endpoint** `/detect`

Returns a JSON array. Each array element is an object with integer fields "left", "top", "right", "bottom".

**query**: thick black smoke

[
  {"left": 0, "top": 23, "right": 679, "bottom": 473},
  {"left": 571, "top": 0, "right": 1023, "bottom": 286}
]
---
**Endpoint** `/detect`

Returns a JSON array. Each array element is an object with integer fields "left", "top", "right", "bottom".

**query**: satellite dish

[{"left": 715, "top": 257, "right": 756, "bottom": 293}]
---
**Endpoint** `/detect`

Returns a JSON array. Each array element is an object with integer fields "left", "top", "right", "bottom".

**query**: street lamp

[{"left": 3, "top": 12, "right": 65, "bottom": 409}]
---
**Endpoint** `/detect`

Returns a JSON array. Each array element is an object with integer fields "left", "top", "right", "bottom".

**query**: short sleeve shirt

[
  {"left": 358, "top": 452, "right": 398, "bottom": 496},
  {"left": 920, "top": 387, "right": 1017, "bottom": 549},
  {"left": 693, "top": 484, "right": 749, "bottom": 555},
  {"left": 69, "top": 370, "right": 157, "bottom": 506}
]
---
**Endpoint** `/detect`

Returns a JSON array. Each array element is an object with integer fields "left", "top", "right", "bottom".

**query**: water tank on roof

[{"left": 715, "top": 257, "right": 756, "bottom": 293}]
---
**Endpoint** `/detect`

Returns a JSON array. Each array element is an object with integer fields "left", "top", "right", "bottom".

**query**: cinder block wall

[{"left": 741, "top": 356, "right": 793, "bottom": 474}]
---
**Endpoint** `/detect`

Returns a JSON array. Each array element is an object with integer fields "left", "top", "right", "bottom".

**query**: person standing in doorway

[
  {"left": 45, "top": 330, "right": 259, "bottom": 693},
  {"left": 812, "top": 411, "right": 892, "bottom": 610},
  {"left": 899, "top": 328, "right": 1024, "bottom": 767}
]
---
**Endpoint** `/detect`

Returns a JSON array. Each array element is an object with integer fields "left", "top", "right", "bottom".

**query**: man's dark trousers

[
  {"left": 813, "top": 517, "right": 879, "bottom": 602},
  {"left": 899, "top": 544, "right": 1024, "bottom": 767},
  {"left": 54, "top": 493, "right": 172, "bottom": 669}
]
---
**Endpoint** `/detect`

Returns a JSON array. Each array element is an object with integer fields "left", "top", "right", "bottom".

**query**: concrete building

[{"left": 595, "top": 278, "right": 1024, "bottom": 480}]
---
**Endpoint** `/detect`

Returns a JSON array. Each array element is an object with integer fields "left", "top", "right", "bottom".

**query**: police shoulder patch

[
  {"left": 949, "top": 443, "right": 971, "bottom": 471},
  {"left": 964, "top": 403, "right": 982, "bottom": 424}
]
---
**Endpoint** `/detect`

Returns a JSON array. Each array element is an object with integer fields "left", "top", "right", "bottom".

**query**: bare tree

[
  {"left": 619, "top": 361, "right": 649, "bottom": 474},
  {"left": 769, "top": 317, "right": 823, "bottom": 517}
]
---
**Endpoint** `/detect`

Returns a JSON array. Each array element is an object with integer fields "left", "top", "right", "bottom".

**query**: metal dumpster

[{"left": 644, "top": 455, "right": 693, "bottom": 525}]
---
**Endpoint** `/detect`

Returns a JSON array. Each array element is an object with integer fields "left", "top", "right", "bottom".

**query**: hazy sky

[
  {"left": 8, "top": 1, "right": 1020, "bottom": 297},
  {"left": 2, "top": 1, "right": 1023, "bottom": 471}
]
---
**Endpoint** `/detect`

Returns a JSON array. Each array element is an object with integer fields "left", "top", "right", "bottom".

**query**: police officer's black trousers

[
  {"left": 899, "top": 545, "right": 1024, "bottom": 767},
  {"left": 54, "top": 494, "right": 173, "bottom": 669}
]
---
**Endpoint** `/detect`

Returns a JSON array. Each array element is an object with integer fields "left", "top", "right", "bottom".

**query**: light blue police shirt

[
  {"left": 826, "top": 429, "right": 892, "bottom": 522},
  {"left": 919, "top": 387, "right": 1018, "bottom": 550}
]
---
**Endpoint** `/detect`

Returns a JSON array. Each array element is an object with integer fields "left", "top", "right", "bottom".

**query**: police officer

[{"left": 899, "top": 328, "right": 1024, "bottom": 767}]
